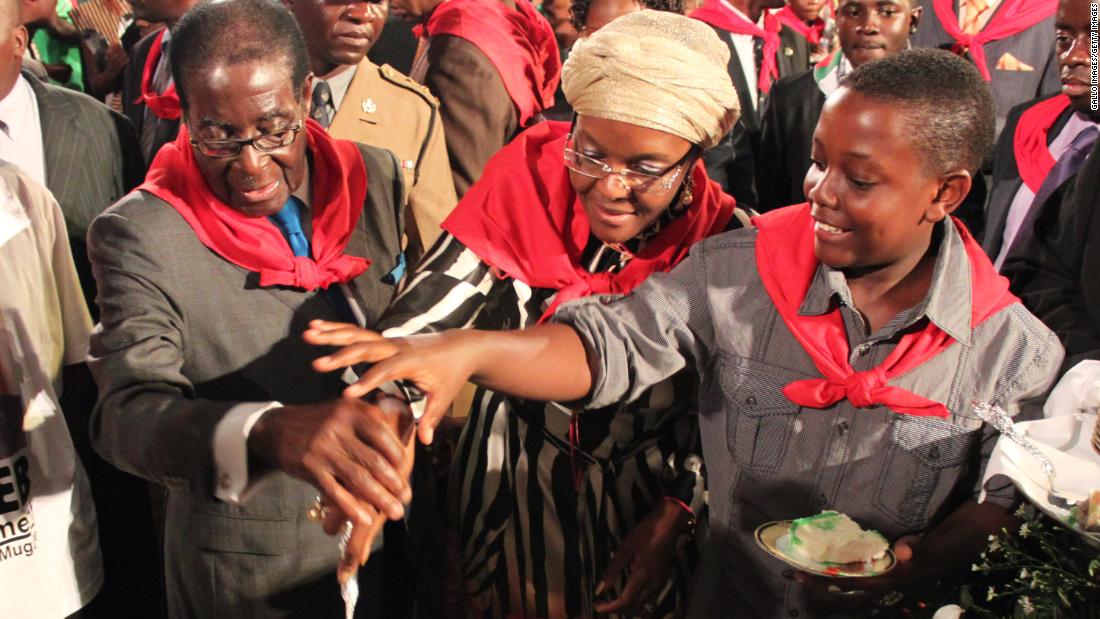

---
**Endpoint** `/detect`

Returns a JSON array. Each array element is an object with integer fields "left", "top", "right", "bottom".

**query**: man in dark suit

[
  {"left": 1004, "top": 138, "right": 1100, "bottom": 375},
  {"left": 910, "top": 0, "right": 1060, "bottom": 137},
  {"left": 87, "top": 1, "right": 417, "bottom": 615},
  {"left": 691, "top": 0, "right": 810, "bottom": 208},
  {"left": 982, "top": 0, "right": 1097, "bottom": 270},
  {"left": 756, "top": 0, "right": 921, "bottom": 211},
  {"left": 122, "top": 0, "right": 201, "bottom": 163}
]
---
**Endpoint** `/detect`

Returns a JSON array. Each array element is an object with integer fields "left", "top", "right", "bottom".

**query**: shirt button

[
  {"left": 745, "top": 396, "right": 758, "bottom": 408},
  {"left": 789, "top": 610, "right": 800, "bottom": 618},
  {"left": 928, "top": 446, "right": 940, "bottom": 460},
  {"left": 836, "top": 420, "right": 850, "bottom": 435},
  {"left": 854, "top": 343, "right": 871, "bottom": 356}
]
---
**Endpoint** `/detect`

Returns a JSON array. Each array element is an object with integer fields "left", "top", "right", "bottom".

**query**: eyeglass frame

[
  {"left": 189, "top": 120, "right": 306, "bottom": 159},
  {"left": 562, "top": 136, "right": 695, "bottom": 194}
]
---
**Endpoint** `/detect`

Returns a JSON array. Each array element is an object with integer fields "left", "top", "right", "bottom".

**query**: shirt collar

[
  {"left": 797, "top": 219, "right": 974, "bottom": 345},
  {"left": 0, "top": 75, "right": 36, "bottom": 140},
  {"left": 316, "top": 64, "right": 357, "bottom": 112},
  {"left": 718, "top": 0, "right": 758, "bottom": 24}
]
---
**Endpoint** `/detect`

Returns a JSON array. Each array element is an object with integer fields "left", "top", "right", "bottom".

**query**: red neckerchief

[
  {"left": 752, "top": 203, "right": 1018, "bottom": 418},
  {"left": 416, "top": 0, "right": 560, "bottom": 127},
  {"left": 136, "top": 29, "right": 181, "bottom": 121},
  {"left": 138, "top": 119, "right": 371, "bottom": 290},
  {"left": 776, "top": 6, "right": 823, "bottom": 46},
  {"left": 1013, "top": 94, "right": 1073, "bottom": 193},
  {"left": 691, "top": 0, "right": 782, "bottom": 94},
  {"left": 932, "top": 0, "right": 1058, "bottom": 81},
  {"left": 442, "top": 121, "right": 735, "bottom": 322}
]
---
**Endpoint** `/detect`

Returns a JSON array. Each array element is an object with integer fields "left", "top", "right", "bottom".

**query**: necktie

[
  {"left": 961, "top": 0, "right": 989, "bottom": 35},
  {"left": 311, "top": 81, "right": 334, "bottom": 129},
  {"left": 1000, "top": 125, "right": 1099, "bottom": 265},
  {"left": 269, "top": 197, "right": 311, "bottom": 258},
  {"left": 270, "top": 198, "right": 358, "bottom": 321}
]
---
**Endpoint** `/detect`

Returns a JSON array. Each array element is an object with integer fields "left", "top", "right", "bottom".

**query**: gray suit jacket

[
  {"left": 87, "top": 143, "right": 405, "bottom": 617},
  {"left": 26, "top": 71, "right": 145, "bottom": 314},
  {"left": 911, "top": 0, "right": 1060, "bottom": 137}
]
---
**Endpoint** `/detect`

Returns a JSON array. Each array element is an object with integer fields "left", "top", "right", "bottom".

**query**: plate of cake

[{"left": 755, "top": 511, "right": 895, "bottom": 577}]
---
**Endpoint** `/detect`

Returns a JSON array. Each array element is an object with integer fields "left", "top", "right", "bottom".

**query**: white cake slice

[{"left": 788, "top": 511, "right": 889, "bottom": 564}]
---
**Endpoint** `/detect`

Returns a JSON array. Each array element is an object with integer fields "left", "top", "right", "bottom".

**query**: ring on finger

[{"left": 307, "top": 496, "right": 330, "bottom": 523}]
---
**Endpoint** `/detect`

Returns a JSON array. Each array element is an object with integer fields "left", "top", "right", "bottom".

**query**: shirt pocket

[
  {"left": 719, "top": 352, "right": 809, "bottom": 475},
  {"left": 872, "top": 414, "right": 982, "bottom": 531}
]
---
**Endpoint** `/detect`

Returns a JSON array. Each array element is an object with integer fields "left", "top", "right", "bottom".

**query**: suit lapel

[
  {"left": 983, "top": 96, "right": 1074, "bottom": 256},
  {"left": 711, "top": 26, "right": 759, "bottom": 130},
  {"left": 27, "top": 73, "right": 82, "bottom": 203}
]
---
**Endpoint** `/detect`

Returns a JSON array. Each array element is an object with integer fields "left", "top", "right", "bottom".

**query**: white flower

[
  {"left": 1020, "top": 596, "right": 1035, "bottom": 615},
  {"left": 971, "top": 563, "right": 981, "bottom": 572},
  {"left": 1015, "top": 504, "right": 1029, "bottom": 518},
  {"left": 1020, "top": 522, "right": 1031, "bottom": 538},
  {"left": 1020, "top": 568, "right": 1030, "bottom": 579},
  {"left": 987, "top": 586, "right": 997, "bottom": 602}
]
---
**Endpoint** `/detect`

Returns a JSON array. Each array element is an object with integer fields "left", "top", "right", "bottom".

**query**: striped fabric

[
  {"left": 379, "top": 233, "right": 706, "bottom": 619},
  {"left": 69, "top": 0, "right": 132, "bottom": 43}
]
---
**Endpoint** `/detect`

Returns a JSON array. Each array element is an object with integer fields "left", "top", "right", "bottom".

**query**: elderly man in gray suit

[{"left": 87, "top": 0, "right": 417, "bottom": 616}]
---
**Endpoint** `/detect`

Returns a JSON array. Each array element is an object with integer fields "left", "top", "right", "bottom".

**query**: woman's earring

[{"left": 681, "top": 174, "right": 695, "bottom": 207}]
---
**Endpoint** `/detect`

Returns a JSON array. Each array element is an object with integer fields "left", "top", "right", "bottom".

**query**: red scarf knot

[
  {"left": 442, "top": 122, "right": 735, "bottom": 324},
  {"left": 932, "top": 0, "right": 1058, "bottom": 81},
  {"left": 754, "top": 204, "right": 1018, "bottom": 420}
]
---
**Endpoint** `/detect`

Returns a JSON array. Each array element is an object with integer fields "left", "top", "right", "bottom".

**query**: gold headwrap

[{"left": 561, "top": 10, "right": 740, "bottom": 151}]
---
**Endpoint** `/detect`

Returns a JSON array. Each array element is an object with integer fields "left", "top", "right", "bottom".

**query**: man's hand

[
  {"left": 315, "top": 395, "right": 417, "bottom": 583},
  {"left": 248, "top": 396, "right": 412, "bottom": 534},
  {"left": 104, "top": 41, "right": 128, "bottom": 75},
  {"left": 594, "top": 499, "right": 693, "bottom": 616}
]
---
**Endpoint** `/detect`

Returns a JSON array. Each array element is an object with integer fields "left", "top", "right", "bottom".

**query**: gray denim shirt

[{"left": 555, "top": 219, "right": 1063, "bottom": 618}]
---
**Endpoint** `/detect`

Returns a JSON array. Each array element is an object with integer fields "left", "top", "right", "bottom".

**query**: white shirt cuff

[{"left": 213, "top": 401, "right": 281, "bottom": 504}]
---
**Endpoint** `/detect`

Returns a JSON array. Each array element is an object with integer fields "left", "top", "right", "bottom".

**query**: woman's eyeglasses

[{"left": 563, "top": 137, "right": 688, "bottom": 194}]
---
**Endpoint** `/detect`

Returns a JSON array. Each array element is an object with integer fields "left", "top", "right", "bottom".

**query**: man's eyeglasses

[
  {"left": 563, "top": 137, "right": 689, "bottom": 194},
  {"left": 190, "top": 122, "right": 305, "bottom": 158}
]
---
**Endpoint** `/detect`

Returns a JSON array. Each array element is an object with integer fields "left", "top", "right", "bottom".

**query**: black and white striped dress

[{"left": 377, "top": 230, "right": 706, "bottom": 619}]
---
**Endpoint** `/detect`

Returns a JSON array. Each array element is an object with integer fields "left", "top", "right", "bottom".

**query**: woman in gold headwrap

[{"left": 309, "top": 11, "right": 743, "bottom": 619}]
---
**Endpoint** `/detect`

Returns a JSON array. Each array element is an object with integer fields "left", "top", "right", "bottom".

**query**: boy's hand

[{"left": 792, "top": 535, "right": 926, "bottom": 609}]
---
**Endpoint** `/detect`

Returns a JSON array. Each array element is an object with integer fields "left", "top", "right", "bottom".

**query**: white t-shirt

[{"left": 0, "top": 162, "right": 103, "bottom": 618}]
